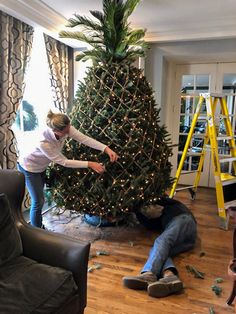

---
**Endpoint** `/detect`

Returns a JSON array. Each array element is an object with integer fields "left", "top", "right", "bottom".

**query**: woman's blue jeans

[
  {"left": 142, "top": 214, "right": 197, "bottom": 278},
  {"left": 17, "top": 163, "right": 45, "bottom": 228}
]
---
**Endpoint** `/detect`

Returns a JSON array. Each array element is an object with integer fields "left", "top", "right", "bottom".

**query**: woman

[{"left": 18, "top": 110, "right": 118, "bottom": 228}]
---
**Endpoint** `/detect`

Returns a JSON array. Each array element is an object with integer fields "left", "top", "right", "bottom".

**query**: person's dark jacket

[{"left": 136, "top": 197, "right": 196, "bottom": 231}]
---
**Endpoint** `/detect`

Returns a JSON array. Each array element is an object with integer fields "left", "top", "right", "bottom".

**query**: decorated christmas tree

[{"left": 48, "top": 0, "right": 173, "bottom": 220}]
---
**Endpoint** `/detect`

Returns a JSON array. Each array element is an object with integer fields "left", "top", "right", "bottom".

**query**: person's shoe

[
  {"left": 147, "top": 275, "right": 183, "bottom": 298},
  {"left": 122, "top": 272, "right": 157, "bottom": 290}
]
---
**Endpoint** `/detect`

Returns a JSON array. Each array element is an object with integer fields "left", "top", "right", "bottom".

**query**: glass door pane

[
  {"left": 171, "top": 64, "right": 217, "bottom": 187},
  {"left": 207, "top": 63, "right": 236, "bottom": 187},
  {"left": 221, "top": 73, "right": 236, "bottom": 176},
  {"left": 178, "top": 74, "right": 209, "bottom": 172}
]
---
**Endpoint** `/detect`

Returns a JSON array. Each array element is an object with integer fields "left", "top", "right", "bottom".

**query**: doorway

[{"left": 170, "top": 62, "right": 236, "bottom": 187}]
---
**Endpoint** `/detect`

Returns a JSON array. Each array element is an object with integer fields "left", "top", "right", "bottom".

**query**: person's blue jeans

[
  {"left": 142, "top": 214, "right": 197, "bottom": 278},
  {"left": 17, "top": 163, "right": 45, "bottom": 228}
]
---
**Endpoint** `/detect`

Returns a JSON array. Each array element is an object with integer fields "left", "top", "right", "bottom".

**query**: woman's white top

[{"left": 18, "top": 126, "right": 107, "bottom": 173}]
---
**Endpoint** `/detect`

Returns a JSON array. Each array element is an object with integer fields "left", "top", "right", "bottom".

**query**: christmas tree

[{"left": 48, "top": 0, "right": 173, "bottom": 220}]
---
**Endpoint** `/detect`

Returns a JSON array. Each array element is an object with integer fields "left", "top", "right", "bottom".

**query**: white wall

[
  {"left": 73, "top": 49, "right": 92, "bottom": 96},
  {"left": 144, "top": 47, "right": 165, "bottom": 119}
]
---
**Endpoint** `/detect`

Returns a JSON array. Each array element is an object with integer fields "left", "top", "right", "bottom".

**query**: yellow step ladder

[{"left": 170, "top": 93, "right": 236, "bottom": 230}]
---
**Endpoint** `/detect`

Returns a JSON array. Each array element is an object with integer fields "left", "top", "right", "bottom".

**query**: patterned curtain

[
  {"left": 0, "top": 11, "right": 34, "bottom": 169},
  {"left": 44, "top": 34, "right": 69, "bottom": 113}
]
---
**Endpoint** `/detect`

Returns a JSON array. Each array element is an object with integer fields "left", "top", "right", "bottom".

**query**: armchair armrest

[{"left": 18, "top": 222, "right": 90, "bottom": 310}]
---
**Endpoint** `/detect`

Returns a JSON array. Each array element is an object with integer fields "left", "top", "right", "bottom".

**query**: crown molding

[
  {"left": 0, "top": 0, "right": 83, "bottom": 47},
  {"left": 0, "top": 0, "right": 66, "bottom": 32},
  {"left": 145, "top": 20, "right": 236, "bottom": 43}
]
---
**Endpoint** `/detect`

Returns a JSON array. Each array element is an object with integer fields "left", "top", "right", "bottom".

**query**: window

[{"left": 13, "top": 29, "right": 55, "bottom": 156}]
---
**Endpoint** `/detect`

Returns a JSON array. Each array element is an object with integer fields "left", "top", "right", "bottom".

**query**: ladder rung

[
  {"left": 219, "top": 157, "right": 236, "bottom": 163},
  {"left": 192, "top": 134, "right": 206, "bottom": 138},
  {"left": 220, "top": 114, "right": 234, "bottom": 118},
  {"left": 177, "top": 151, "right": 203, "bottom": 156},
  {"left": 222, "top": 178, "right": 236, "bottom": 186},
  {"left": 217, "top": 136, "right": 234, "bottom": 140},
  {"left": 221, "top": 173, "right": 236, "bottom": 186},
  {"left": 225, "top": 200, "right": 236, "bottom": 209},
  {"left": 187, "top": 151, "right": 202, "bottom": 156},
  {"left": 175, "top": 185, "right": 195, "bottom": 191},
  {"left": 220, "top": 115, "right": 228, "bottom": 119}
]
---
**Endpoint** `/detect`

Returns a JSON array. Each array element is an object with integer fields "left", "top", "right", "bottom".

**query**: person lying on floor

[{"left": 122, "top": 197, "right": 197, "bottom": 298}]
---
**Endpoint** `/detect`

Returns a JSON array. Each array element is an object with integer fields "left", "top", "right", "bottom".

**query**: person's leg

[
  {"left": 161, "top": 258, "right": 177, "bottom": 275},
  {"left": 18, "top": 164, "right": 45, "bottom": 228},
  {"left": 147, "top": 257, "right": 183, "bottom": 297},
  {"left": 142, "top": 214, "right": 197, "bottom": 278},
  {"left": 146, "top": 215, "right": 197, "bottom": 297},
  {"left": 122, "top": 214, "right": 196, "bottom": 292}
]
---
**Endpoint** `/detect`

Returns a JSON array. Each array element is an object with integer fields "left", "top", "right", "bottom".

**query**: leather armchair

[{"left": 0, "top": 169, "right": 90, "bottom": 314}]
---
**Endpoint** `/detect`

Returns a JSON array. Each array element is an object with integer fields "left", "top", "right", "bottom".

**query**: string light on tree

[{"left": 47, "top": 0, "right": 173, "bottom": 221}]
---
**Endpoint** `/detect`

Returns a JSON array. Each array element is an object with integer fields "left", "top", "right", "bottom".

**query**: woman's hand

[
  {"left": 104, "top": 147, "right": 119, "bottom": 162},
  {"left": 88, "top": 161, "right": 105, "bottom": 174}
]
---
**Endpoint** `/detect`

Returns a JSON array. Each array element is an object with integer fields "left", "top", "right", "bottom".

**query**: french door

[{"left": 171, "top": 63, "right": 236, "bottom": 187}]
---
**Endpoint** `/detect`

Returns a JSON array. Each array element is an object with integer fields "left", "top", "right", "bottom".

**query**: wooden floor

[{"left": 45, "top": 188, "right": 235, "bottom": 314}]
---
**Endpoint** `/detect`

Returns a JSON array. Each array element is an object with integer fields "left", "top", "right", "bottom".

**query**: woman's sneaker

[
  {"left": 147, "top": 275, "right": 183, "bottom": 297},
  {"left": 122, "top": 272, "right": 157, "bottom": 290}
]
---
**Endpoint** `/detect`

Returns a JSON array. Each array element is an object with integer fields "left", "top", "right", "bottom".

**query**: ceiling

[{"left": 1, "top": 0, "right": 236, "bottom": 48}]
